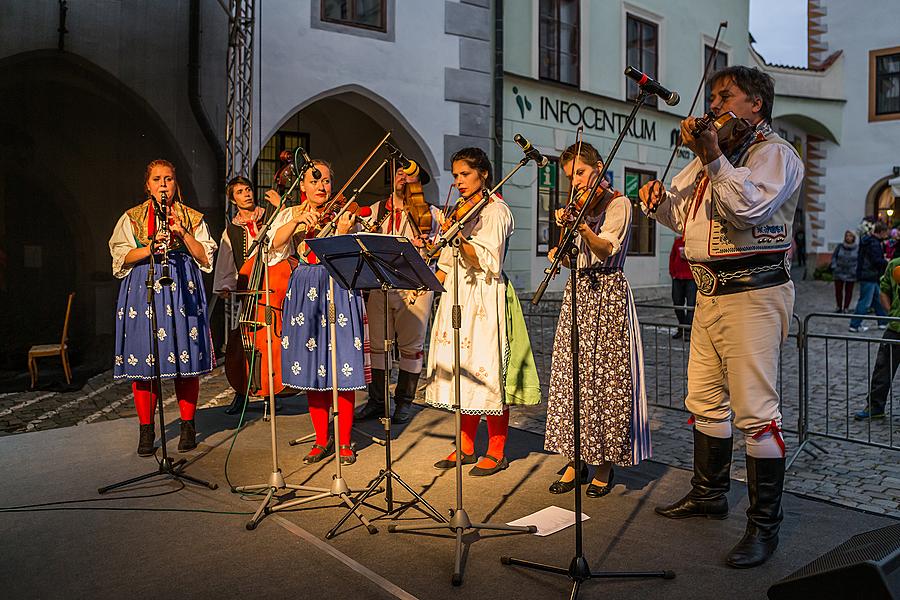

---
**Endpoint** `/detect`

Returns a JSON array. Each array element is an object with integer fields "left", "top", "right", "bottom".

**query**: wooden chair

[{"left": 28, "top": 292, "right": 75, "bottom": 388}]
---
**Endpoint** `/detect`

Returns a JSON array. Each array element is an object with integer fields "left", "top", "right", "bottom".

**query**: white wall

[
  {"left": 818, "top": 0, "right": 900, "bottom": 251},
  {"left": 256, "top": 0, "right": 462, "bottom": 190}
]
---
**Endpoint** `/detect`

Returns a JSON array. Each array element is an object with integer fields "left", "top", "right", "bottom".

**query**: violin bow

[{"left": 658, "top": 20, "right": 728, "bottom": 187}]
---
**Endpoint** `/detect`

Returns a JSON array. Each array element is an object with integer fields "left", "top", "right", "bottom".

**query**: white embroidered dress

[{"left": 425, "top": 195, "right": 512, "bottom": 416}]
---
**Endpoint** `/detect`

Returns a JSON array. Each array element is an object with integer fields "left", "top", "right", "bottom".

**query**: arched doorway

[
  {"left": 256, "top": 87, "right": 441, "bottom": 208},
  {"left": 0, "top": 50, "right": 196, "bottom": 371},
  {"left": 867, "top": 174, "right": 899, "bottom": 224}
]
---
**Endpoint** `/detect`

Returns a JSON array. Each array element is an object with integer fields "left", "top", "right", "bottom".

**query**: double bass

[{"left": 224, "top": 166, "right": 294, "bottom": 399}]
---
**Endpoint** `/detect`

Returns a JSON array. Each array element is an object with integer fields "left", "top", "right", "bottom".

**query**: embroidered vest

[
  {"left": 125, "top": 200, "right": 203, "bottom": 249},
  {"left": 708, "top": 132, "right": 802, "bottom": 257}
]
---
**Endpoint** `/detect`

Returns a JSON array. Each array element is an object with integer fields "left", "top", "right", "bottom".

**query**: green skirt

[{"left": 504, "top": 280, "right": 542, "bottom": 406}]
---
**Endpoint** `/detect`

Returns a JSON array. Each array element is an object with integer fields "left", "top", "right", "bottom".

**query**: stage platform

[{"left": 1, "top": 397, "right": 894, "bottom": 599}]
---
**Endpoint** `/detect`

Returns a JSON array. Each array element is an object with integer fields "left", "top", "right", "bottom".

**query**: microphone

[
  {"left": 295, "top": 146, "right": 321, "bottom": 179},
  {"left": 624, "top": 66, "right": 680, "bottom": 106},
  {"left": 513, "top": 134, "right": 549, "bottom": 167},
  {"left": 386, "top": 143, "right": 416, "bottom": 174}
]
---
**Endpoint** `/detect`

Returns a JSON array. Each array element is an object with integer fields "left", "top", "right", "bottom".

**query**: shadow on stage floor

[{"left": 1, "top": 400, "right": 895, "bottom": 599}]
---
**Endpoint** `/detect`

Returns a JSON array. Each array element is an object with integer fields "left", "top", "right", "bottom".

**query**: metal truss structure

[{"left": 223, "top": 0, "right": 255, "bottom": 333}]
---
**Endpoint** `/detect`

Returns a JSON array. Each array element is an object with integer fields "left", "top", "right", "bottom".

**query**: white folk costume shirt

[
  {"left": 266, "top": 205, "right": 317, "bottom": 265},
  {"left": 368, "top": 196, "right": 442, "bottom": 247},
  {"left": 425, "top": 195, "right": 513, "bottom": 416},
  {"left": 212, "top": 207, "right": 266, "bottom": 294},
  {"left": 109, "top": 202, "right": 217, "bottom": 278},
  {"left": 650, "top": 130, "right": 804, "bottom": 263}
]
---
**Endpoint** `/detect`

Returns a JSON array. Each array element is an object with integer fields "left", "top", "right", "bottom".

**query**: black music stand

[{"left": 306, "top": 234, "right": 449, "bottom": 537}]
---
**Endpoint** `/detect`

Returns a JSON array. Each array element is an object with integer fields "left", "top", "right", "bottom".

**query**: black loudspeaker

[{"left": 768, "top": 524, "right": 900, "bottom": 600}]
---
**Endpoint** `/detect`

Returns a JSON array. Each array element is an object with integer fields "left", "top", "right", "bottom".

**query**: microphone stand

[
  {"left": 99, "top": 197, "right": 217, "bottom": 494},
  {"left": 388, "top": 155, "right": 538, "bottom": 587},
  {"left": 504, "top": 89, "right": 674, "bottom": 598}
]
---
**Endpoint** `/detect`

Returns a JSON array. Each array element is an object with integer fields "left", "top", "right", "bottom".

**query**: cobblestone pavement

[{"left": 2, "top": 277, "right": 898, "bottom": 518}]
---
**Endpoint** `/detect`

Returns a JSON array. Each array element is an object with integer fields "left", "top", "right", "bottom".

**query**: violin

[
  {"left": 441, "top": 188, "right": 491, "bottom": 234},
  {"left": 690, "top": 110, "right": 758, "bottom": 163},
  {"left": 404, "top": 178, "right": 433, "bottom": 237},
  {"left": 557, "top": 175, "right": 617, "bottom": 227}
]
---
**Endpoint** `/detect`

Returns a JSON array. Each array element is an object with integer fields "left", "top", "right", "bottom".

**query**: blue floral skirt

[
  {"left": 280, "top": 264, "right": 370, "bottom": 391},
  {"left": 114, "top": 252, "right": 214, "bottom": 380}
]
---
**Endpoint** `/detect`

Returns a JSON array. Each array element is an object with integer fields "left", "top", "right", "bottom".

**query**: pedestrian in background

[
  {"left": 849, "top": 222, "right": 889, "bottom": 332},
  {"left": 669, "top": 234, "right": 696, "bottom": 340},
  {"left": 830, "top": 230, "right": 858, "bottom": 313}
]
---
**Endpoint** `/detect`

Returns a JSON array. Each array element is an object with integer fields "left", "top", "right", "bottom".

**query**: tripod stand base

[
  {"left": 326, "top": 468, "right": 447, "bottom": 539},
  {"left": 389, "top": 507, "right": 536, "bottom": 586},
  {"left": 98, "top": 456, "right": 218, "bottom": 494},
  {"left": 501, "top": 554, "right": 674, "bottom": 598}
]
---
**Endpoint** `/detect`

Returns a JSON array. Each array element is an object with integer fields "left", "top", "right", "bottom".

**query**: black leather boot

[
  {"left": 726, "top": 456, "right": 785, "bottom": 568},
  {"left": 224, "top": 393, "right": 247, "bottom": 415},
  {"left": 137, "top": 423, "right": 156, "bottom": 457},
  {"left": 356, "top": 368, "right": 386, "bottom": 420},
  {"left": 392, "top": 369, "right": 420, "bottom": 424},
  {"left": 656, "top": 428, "right": 732, "bottom": 519},
  {"left": 178, "top": 420, "right": 197, "bottom": 452}
]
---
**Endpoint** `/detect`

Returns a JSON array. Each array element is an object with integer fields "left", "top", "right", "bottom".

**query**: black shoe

[
  {"left": 434, "top": 452, "right": 477, "bottom": 469},
  {"left": 586, "top": 468, "right": 615, "bottom": 498},
  {"left": 656, "top": 428, "right": 732, "bottom": 519},
  {"left": 137, "top": 424, "right": 156, "bottom": 457},
  {"left": 469, "top": 454, "right": 509, "bottom": 476},
  {"left": 303, "top": 438, "right": 334, "bottom": 464},
  {"left": 672, "top": 329, "right": 683, "bottom": 339},
  {"left": 339, "top": 444, "right": 356, "bottom": 466},
  {"left": 549, "top": 461, "right": 589, "bottom": 494},
  {"left": 726, "top": 456, "right": 785, "bottom": 568},
  {"left": 356, "top": 401, "right": 386, "bottom": 421},
  {"left": 392, "top": 402, "right": 414, "bottom": 424},
  {"left": 224, "top": 394, "right": 247, "bottom": 415},
  {"left": 178, "top": 420, "right": 197, "bottom": 452}
]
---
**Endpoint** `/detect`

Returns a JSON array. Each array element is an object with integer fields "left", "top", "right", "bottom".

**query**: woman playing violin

[
  {"left": 267, "top": 160, "right": 370, "bottom": 466},
  {"left": 427, "top": 147, "right": 541, "bottom": 477},
  {"left": 109, "top": 159, "right": 217, "bottom": 457},
  {"left": 544, "top": 142, "right": 651, "bottom": 498}
]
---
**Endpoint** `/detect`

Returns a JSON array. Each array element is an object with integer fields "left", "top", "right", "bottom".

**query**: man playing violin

[
  {"left": 356, "top": 165, "right": 442, "bottom": 425},
  {"left": 639, "top": 66, "right": 804, "bottom": 568}
]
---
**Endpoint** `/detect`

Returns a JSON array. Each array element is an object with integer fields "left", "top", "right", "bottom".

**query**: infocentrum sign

[{"left": 512, "top": 84, "right": 658, "bottom": 142}]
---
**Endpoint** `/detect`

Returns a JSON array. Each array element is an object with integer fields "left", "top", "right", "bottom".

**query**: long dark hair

[{"left": 451, "top": 147, "right": 493, "bottom": 189}]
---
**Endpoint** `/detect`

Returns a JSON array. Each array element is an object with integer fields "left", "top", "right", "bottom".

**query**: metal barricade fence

[
  {"left": 463, "top": 297, "right": 900, "bottom": 463},
  {"left": 797, "top": 312, "right": 900, "bottom": 457}
]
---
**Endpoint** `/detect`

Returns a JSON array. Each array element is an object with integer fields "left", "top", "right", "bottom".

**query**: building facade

[{"left": 500, "top": 0, "right": 750, "bottom": 292}]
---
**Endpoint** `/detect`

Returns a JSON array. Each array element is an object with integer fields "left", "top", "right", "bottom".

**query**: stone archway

[
  {"left": 258, "top": 86, "right": 442, "bottom": 205},
  {"left": 0, "top": 50, "right": 195, "bottom": 369}
]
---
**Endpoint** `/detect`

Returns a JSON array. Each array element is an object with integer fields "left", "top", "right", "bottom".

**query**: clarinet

[{"left": 157, "top": 190, "right": 174, "bottom": 287}]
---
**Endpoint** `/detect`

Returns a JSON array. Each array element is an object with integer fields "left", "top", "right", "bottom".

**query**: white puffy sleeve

[
  {"left": 466, "top": 200, "right": 514, "bottom": 280},
  {"left": 109, "top": 212, "right": 137, "bottom": 279},
  {"left": 192, "top": 219, "right": 217, "bottom": 273},
  {"left": 266, "top": 207, "right": 298, "bottom": 264}
]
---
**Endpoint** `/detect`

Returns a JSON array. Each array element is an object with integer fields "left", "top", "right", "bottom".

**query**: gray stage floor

[{"left": 1, "top": 398, "right": 895, "bottom": 599}]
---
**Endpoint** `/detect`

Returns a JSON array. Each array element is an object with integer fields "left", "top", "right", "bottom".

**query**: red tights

[
  {"left": 132, "top": 377, "right": 199, "bottom": 425},
  {"left": 306, "top": 390, "right": 355, "bottom": 458},
  {"left": 443, "top": 409, "right": 509, "bottom": 468}
]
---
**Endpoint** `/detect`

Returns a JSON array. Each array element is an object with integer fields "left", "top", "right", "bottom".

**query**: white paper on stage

[{"left": 506, "top": 506, "right": 591, "bottom": 537}]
